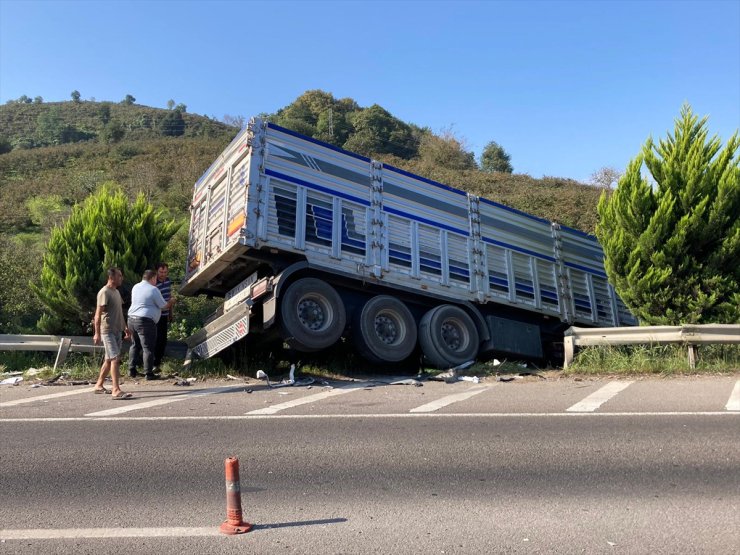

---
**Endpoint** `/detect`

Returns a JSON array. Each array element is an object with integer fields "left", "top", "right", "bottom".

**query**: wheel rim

[
  {"left": 297, "top": 295, "right": 332, "bottom": 331},
  {"left": 374, "top": 311, "right": 404, "bottom": 346},
  {"left": 440, "top": 318, "right": 468, "bottom": 352}
]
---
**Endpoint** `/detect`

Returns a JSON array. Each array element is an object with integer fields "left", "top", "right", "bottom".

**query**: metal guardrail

[
  {"left": 0, "top": 334, "right": 187, "bottom": 371},
  {"left": 563, "top": 324, "right": 740, "bottom": 369}
]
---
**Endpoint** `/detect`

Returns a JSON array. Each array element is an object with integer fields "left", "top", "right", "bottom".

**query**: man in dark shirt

[{"left": 153, "top": 262, "right": 174, "bottom": 372}]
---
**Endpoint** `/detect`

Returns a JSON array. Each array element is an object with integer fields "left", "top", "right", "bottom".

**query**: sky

[{"left": 0, "top": 0, "right": 738, "bottom": 183}]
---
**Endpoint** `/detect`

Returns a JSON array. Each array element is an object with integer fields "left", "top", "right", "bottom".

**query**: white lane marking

[
  {"left": 0, "top": 412, "right": 738, "bottom": 423},
  {"left": 409, "top": 385, "right": 492, "bottom": 413},
  {"left": 566, "top": 381, "right": 634, "bottom": 412},
  {"left": 725, "top": 380, "right": 740, "bottom": 411},
  {"left": 84, "top": 386, "right": 246, "bottom": 417},
  {"left": 0, "top": 387, "right": 94, "bottom": 407},
  {"left": 0, "top": 527, "right": 220, "bottom": 539},
  {"left": 246, "top": 386, "right": 363, "bottom": 415}
]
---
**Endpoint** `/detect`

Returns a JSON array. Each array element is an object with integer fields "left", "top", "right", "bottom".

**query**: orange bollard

[{"left": 219, "top": 457, "right": 253, "bottom": 535}]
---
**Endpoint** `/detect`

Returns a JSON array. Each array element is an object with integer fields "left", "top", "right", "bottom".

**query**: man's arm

[{"left": 93, "top": 305, "right": 103, "bottom": 344}]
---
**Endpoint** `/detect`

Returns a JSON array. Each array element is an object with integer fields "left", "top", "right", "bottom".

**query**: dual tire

[{"left": 279, "top": 278, "right": 479, "bottom": 367}]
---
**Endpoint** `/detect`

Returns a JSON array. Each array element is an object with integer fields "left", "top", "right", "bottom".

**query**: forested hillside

[{"left": 0, "top": 91, "right": 603, "bottom": 333}]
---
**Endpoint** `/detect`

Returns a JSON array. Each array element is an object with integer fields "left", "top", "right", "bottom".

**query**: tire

[
  {"left": 354, "top": 295, "right": 417, "bottom": 363},
  {"left": 279, "top": 278, "right": 346, "bottom": 352},
  {"left": 419, "top": 304, "right": 479, "bottom": 368}
]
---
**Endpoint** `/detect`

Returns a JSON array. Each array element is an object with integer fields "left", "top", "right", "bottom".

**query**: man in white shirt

[{"left": 127, "top": 269, "right": 172, "bottom": 380}]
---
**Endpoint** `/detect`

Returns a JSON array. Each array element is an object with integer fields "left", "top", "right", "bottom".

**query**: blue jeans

[{"left": 128, "top": 316, "right": 157, "bottom": 375}]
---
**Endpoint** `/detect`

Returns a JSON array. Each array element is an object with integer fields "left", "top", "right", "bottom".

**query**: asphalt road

[{"left": 1, "top": 376, "right": 739, "bottom": 554}]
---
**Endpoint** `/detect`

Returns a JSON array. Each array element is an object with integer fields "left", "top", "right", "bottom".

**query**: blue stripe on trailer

[
  {"left": 482, "top": 236, "right": 557, "bottom": 263},
  {"left": 560, "top": 225, "right": 598, "bottom": 240},
  {"left": 478, "top": 197, "right": 552, "bottom": 226},
  {"left": 383, "top": 206, "right": 468, "bottom": 235},
  {"left": 268, "top": 123, "right": 372, "bottom": 163},
  {"left": 265, "top": 169, "right": 371, "bottom": 206},
  {"left": 383, "top": 164, "right": 467, "bottom": 197},
  {"left": 565, "top": 261, "right": 608, "bottom": 279}
]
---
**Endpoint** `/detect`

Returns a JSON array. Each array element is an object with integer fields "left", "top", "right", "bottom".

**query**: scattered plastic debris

[
  {"left": 186, "top": 377, "right": 197, "bottom": 382},
  {"left": 226, "top": 374, "right": 240, "bottom": 380},
  {"left": 390, "top": 378, "right": 423, "bottom": 387},
  {"left": 0, "top": 376, "right": 23, "bottom": 386},
  {"left": 173, "top": 379, "right": 190, "bottom": 386},
  {"left": 256, "top": 365, "right": 315, "bottom": 388},
  {"left": 31, "top": 383, "right": 43, "bottom": 388},
  {"left": 459, "top": 376, "right": 480, "bottom": 383}
]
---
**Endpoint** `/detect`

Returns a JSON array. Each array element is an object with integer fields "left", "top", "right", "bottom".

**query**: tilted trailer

[{"left": 180, "top": 117, "right": 635, "bottom": 367}]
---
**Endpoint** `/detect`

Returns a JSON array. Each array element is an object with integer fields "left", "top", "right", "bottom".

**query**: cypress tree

[
  {"left": 597, "top": 104, "right": 739, "bottom": 325},
  {"left": 31, "top": 183, "right": 180, "bottom": 333}
]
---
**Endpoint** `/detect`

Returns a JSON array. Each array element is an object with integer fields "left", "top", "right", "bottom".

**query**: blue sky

[{"left": 1, "top": 0, "right": 738, "bottom": 183}]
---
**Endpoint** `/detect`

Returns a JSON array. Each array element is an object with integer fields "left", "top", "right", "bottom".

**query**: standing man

[
  {"left": 153, "top": 262, "right": 174, "bottom": 373},
  {"left": 92, "top": 268, "right": 133, "bottom": 399},
  {"left": 128, "top": 269, "right": 172, "bottom": 380}
]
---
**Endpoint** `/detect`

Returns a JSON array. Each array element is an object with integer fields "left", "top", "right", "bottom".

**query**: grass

[
  {"left": 3, "top": 342, "right": 738, "bottom": 384},
  {"left": 565, "top": 344, "right": 740, "bottom": 376}
]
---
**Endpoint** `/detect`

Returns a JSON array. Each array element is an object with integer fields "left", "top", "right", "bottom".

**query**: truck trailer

[{"left": 180, "top": 117, "right": 635, "bottom": 368}]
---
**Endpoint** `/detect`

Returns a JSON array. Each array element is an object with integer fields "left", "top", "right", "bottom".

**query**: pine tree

[
  {"left": 597, "top": 104, "right": 740, "bottom": 325},
  {"left": 480, "top": 141, "right": 513, "bottom": 173},
  {"left": 31, "top": 183, "right": 180, "bottom": 333}
]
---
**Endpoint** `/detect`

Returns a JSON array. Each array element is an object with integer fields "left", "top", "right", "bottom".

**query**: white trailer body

[{"left": 181, "top": 118, "right": 635, "bottom": 364}]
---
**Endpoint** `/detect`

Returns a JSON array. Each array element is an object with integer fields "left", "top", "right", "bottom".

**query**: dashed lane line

[
  {"left": 0, "top": 527, "right": 220, "bottom": 540},
  {"left": 246, "top": 385, "right": 364, "bottom": 415},
  {"left": 725, "top": 379, "right": 740, "bottom": 411},
  {"left": 566, "top": 381, "right": 634, "bottom": 412},
  {"left": 84, "top": 386, "right": 246, "bottom": 417},
  {"left": 409, "top": 385, "right": 492, "bottom": 413},
  {"left": 0, "top": 387, "right": 94, "bottom": 407}
]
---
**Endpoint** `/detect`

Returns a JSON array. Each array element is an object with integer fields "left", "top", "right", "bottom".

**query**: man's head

[
  {"left": 107, "top": 267, "right": 123, "bottom": 288},
  {"left": 142, "top": 269, "right": 157, "bottom": 284},
  {"left": 156, "top": 262, "right": 169, "bottom": 283}
]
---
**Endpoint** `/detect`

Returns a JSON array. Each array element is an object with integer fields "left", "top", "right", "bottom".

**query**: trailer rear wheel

[
  {"left": 354, "top": 295, "right": 417, "bottom": 363},
  {"left": 419, "top": 305, "right": 479, "bottom": 368},
  {"left": 280, "top": 278, "right": 346, "bottom": 351}
]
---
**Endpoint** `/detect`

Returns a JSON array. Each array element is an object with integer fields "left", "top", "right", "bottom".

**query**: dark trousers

[
  {"left": 128, "top": 317, "right": 157, "bottom": 375},
  {"left": 154, "top": 316, "right": 169, "bottom": 368}
]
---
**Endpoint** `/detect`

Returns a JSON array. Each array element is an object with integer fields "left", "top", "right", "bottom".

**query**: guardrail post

[
  {"left": 53, "top": 338, "right": 72, "bottom": 371},
  {"left": 687, "top": 344, "right": 698, "bottom": 370},
  {"left": 563, "top": 335, "right": 575, "bottom": 369}
]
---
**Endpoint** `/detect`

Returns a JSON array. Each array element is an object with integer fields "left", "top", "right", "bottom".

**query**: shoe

[
  {"left": 145, "top": 373, "right": 160, "bottom": 381},
  {"left": 112, "top": 392, "right": 134, "bottom": 400},
  {"left": 129, "top": 370, "right": 139, "bottom": 378}
]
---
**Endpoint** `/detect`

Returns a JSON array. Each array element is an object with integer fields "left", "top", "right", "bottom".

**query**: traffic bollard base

[{"left": 220, "top": 520, "right": 252, "bottom": 535}]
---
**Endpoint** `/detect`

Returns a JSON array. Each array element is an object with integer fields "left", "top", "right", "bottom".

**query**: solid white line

[
  {"left": 0, "top": 387, "right": 94, "bottom": 407},
  {"left": 725, "top": 380, "right": 740, "bottom": 411},
  {"left": 246, "top": 386, "right": 364, "bottom": 414},
  {"left": 0, "top": 412, "right": 738, "bottom": 423},
  {"left": 409, "top": 385, "right": 492, "bottom": 413},
  {"left": 84, "top": 386, "right": 246, "bottom": 417},
  {"left": 0, "top": 527, "right": 220, "bottom": 540},
  {"left": 566, "top": 381, "right": 635, "bottom": 412}
]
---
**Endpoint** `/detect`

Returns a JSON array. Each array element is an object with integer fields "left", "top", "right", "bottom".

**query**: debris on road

[
  {"left": 0, "top": 376, "right": 23, "bottom": 385},
  {"left": 390, "top": 378, "right": 423, "bottom": 387},
  {"left": 256, "top": 365, "right": 315, "bottom": 388}
]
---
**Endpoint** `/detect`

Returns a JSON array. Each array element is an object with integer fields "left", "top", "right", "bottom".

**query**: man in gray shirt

[
  {"left": 93, "top": 267, "right": 133, "bottom": 399},
  {"left": 127, "top": 269, "right": 172, "bottom": 380}
]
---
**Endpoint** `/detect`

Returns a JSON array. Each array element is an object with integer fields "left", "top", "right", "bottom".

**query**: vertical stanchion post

[{"left": 219, "top": 457, "right": 252, "bottom": 535}]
